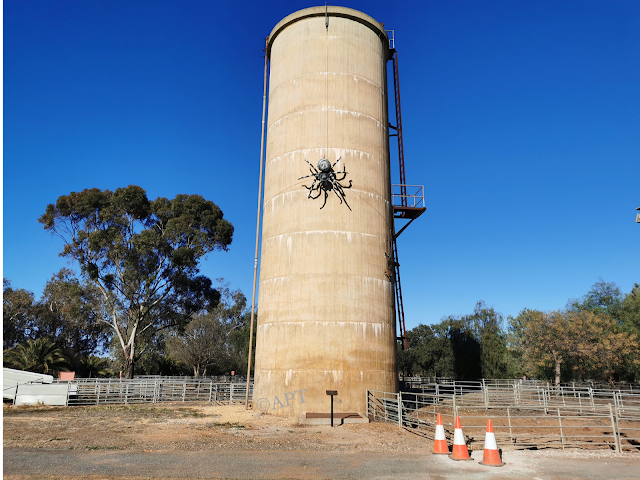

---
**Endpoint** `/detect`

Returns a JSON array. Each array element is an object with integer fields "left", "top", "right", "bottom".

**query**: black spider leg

[
  {"left": 298, "top": 173, "right": 316, "bottom": 180},
  {"left": 304, "top": 159, "right": 319, "bottom": 174},
  {"left": 332, "top": 157, "right": 342, "bottom": 169},
  {"left": 333, "top": 181, "right": 352, "bottom": 211},
  {"left": 319, "top": 189, "right": 329, "bottom": 209},
  {"left": 331, "top": 181, "right": 344, "bottom": 206},
  {"left": 334, "top": 170, "right": 348, "bottom": 181},
  {"left": 338, "top": 178, "right": 353, "bottom": 189},
  {"left": 303, "top": 179, "right": 322, "bottom": 199},
  {"left": 308, "top": 187, "right": 322, "bottom": 200},
  {"left": 334, "top": 162, "right": 348, "bottom": 181}
]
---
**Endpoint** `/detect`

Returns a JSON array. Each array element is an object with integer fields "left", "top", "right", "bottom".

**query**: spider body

[{"left": 298, "top": 157, "right": 353, "bottom": 210}]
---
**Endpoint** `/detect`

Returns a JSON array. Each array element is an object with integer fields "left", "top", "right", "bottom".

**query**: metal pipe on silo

[
  {"left": 253, "top": 6, "right": 397, "bottom": 418},
  {"left": 245, "top": 37, "right": 270, "bottom": 409}
]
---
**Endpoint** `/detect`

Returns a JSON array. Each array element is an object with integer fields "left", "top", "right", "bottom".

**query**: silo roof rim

[{"left": 267, "top": 6, "right": 389, "bottom": 58}]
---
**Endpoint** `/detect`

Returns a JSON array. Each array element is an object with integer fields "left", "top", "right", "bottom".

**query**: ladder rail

[{"left": 393, "top": 237, "right": 408, "bottom": 350}]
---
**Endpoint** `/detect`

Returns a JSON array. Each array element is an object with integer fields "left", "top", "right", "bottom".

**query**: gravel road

[{"left": 4, "top": 447, "right": 640, "bottom": 479}]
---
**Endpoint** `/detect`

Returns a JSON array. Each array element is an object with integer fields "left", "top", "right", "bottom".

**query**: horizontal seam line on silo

[
  {"left": 257, "top": 321, "right": 391, "bottom": 327},
  {"left": 259, "top": 275, "right": 389, "bottom": 283},
  {"left": 269, "top": 71, "right": 383, "bottom": 96},
  {"left": 267, "top": 147, "right": 374, "bottom": 166},
  {"left": 264, "top": 188, "right": 389, "bottom": 206},
  {"left": 263, "top": 230, "right": 379, "bottom": 241},
  {"left": 268, "top": 107, "right": 387, "bottom": 133}
]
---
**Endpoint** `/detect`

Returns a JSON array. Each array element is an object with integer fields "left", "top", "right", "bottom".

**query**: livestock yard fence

[
  {"left": 399, "top": 377, "right": 640, "bottom": 413},
  {"left": 53, "top": 377, "right": 253, "bottom": 406},
  {"left": 368, "top": 382, "right": 640, "bottom": 453}
]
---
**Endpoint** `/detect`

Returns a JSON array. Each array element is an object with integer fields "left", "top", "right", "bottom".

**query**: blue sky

[{"left": 3, "top": 0, "right": 639, "bottom": 330}]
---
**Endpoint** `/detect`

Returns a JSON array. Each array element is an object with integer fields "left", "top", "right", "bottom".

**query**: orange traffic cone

[
  {"left": 448, "top": 415, "right": 472, "bottom": 461},
  {"left": 432, "top": 413, "right": 449, "bottom": 454},
  {"left": 479, "top": 420, "right": 506, "bottom": 466}
]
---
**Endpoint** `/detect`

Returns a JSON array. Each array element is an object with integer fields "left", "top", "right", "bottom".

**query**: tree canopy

[
  {"left": 38, "top": 269, "right": 110, "bottom": 366},
  {"left": 401, "top": 281, "right": 640, "bottom": 384},
  {"left": 167, "top": 280, "right": 249, "bottom": 377},
  {"left": 38, "top": 185, "right": 234, "bottom": 378},
  {"left": 3, "top": 279, "right": 35, "bottom": 349},
  {"left": 3, "top": 337, "right": 69, "bottom": 376}
]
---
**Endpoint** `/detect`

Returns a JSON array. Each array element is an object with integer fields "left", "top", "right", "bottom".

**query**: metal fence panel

[{"left": 368, "top": 389, "right": 640, "bottom": 452}]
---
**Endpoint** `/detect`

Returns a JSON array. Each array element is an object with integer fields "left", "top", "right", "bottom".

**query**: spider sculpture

[{"left": 299, "top": 157, "right": 353, "bottom": 210}]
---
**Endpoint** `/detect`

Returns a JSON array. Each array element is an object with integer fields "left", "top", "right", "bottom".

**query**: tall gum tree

[{"left": 39, "top": 186, "right": 234, "bottom": 378}]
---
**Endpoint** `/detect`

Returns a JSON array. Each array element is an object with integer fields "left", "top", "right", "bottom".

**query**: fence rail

[
  {"left": 367, "top": 390, "right": 640, "bottom": 453},
  {"left": 400, "top": 380, "right": 640, "bottom": 413},
  {"left": 401, "top": 377, "right": 639, "bottom": 392},
  {"left": 52, "top": 378, "right": 253, "bottom": 406}
]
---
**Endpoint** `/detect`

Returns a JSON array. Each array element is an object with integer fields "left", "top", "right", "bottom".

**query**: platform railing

[{"left": 392, "top": 184, "right": 424, "bottom": 208}]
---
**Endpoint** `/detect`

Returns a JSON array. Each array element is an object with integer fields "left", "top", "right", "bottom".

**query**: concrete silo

[{"left": 253, "top": 6, "right": 397, "bottom": 418}]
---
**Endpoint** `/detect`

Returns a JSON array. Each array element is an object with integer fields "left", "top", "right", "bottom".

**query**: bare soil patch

[{"left": 2, "top": 402, "right": 431, "bottom": 454}]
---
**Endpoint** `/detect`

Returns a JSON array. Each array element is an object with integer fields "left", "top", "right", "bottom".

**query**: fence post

[
  {"left": 452, "top": 394, "right": 457, "bottom": 417},
  {"left": 230, "top": 382, "right": 235, "bottom": 404},
  {"left": 589, "top": 387, "right": 594, "bottom": 408},
  {"left": 543, "top": 389, "right": 548, "bottom": 415},
  {"left": 209, "top": 382, "right": 213, "bottom": 403},
  {"left": 383, "top": 393, "right": 388, "bottom": 420},
  {"left": 578, "top": 391, "right": 583, "bottom": 414},
  {"left": 398, "top": 392, "right": 403, "bottom": 428},
  {"left": 125, "top": 383, "right": 129, "bottom": 405},
  {"left": 609, "top": 403, "right": 621, "bottom": 453},
  {"left": 96, "top": 384, "right": 100, "bottom": 406},
  {"left": 557, "top": 408, "right": 564, "bottom": 450},
  {"left": 366, "top": 390, "right": 369, "bottom": 418},
  {"left": 435, "top": 384, "right": 439, "bottom": 405},
  {"left": 614, "top": 404, "right": 622, "bottom": 452},
  {"left": 507, "top": 406, "right": 513, "bottom": 445},
  {"left": 482, "top": 379, "right": 488, "bottom": 406}
]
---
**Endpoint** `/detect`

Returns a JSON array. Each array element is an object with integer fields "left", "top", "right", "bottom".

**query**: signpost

[{"left": 326, "top": 390, "right": 338, "bottom": 427}]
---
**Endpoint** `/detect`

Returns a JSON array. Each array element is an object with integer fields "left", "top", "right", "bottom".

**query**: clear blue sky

[{"left": 3, "top": 0, "right": 639, "bottom": 330}]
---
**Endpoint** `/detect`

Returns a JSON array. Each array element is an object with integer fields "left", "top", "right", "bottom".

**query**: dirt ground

[
  {"left": 4, "top": 402, "right": 640, "bottom": 479},
  {"left": 2, "top": 402, "right": 431, "bottom": 453}
]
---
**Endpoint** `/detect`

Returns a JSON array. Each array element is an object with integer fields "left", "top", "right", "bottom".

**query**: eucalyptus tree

[
  {"left": 167, "top": 280, "right": 248, "bottom": 377},
  {"left": 39, "top": 185, "right": 234, "bottom": 378},
  {"left": 37, "top": 269, "right": 110, "bottom": 366},
  {"left": 3, "top": 279, "right": 35, "bottom": 349}
]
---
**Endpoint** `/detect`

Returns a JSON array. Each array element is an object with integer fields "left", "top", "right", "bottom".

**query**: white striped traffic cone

[
  {"left": 433, "top": 413, "right": 449, "bottom": 454},
  {"left": 448, "top": 415, "right": 472, "bottom": 461},
  {"left": 479, "top": 419, "right": 505, "bottom": 466}
]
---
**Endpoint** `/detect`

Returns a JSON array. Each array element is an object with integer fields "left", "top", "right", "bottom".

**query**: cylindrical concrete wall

[{"left": 254, "top": 6, "right": 397, "bottom": 418}]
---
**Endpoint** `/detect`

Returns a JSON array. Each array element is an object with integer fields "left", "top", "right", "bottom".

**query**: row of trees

[
  {"left": 3, "top": 273, "right": 254, "bottom": 378},
  {"left": 4, "top": 185, "right": 253, "bottom": 378},
  {"left": 400, "top": 281, "right": 640, "bottom": 384},
  {"left": 5, "top": 271, "right": 637, "bottom": 384}
]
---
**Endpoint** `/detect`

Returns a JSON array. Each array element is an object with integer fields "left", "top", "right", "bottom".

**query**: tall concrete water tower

[{"left": 253, "top": 6, "right": 398, "bottom": 418}]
